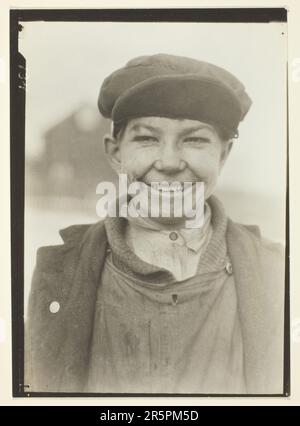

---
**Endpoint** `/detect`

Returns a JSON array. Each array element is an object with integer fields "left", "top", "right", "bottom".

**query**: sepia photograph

[{"left": 11, "top": 9, "right": 288, "bottom": 396}]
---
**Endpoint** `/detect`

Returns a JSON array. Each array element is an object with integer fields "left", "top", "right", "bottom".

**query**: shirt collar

[
  {"left": 126, "top": 203, "right": 212, "bottom": 253},
  {"left": 104, "top": 195, "right": 228, "bottom": 280}
]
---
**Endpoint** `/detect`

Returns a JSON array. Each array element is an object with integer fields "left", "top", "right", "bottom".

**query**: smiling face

[{"left": 104, "top": 116, "right": 232, "bottom": 225}]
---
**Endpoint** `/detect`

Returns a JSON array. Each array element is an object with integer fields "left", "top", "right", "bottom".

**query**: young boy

[{"left": 25, "top": 54, "right": 285, "bottom": 395}]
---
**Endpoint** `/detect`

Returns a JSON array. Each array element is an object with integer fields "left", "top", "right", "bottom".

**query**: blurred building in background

[{"left": 26, "top": 103, "right": 116, "bottom": 199}]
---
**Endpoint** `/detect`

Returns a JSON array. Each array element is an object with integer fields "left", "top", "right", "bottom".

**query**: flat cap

[{"left": 98, "top": 53, "right": 252, "bottom": 137}]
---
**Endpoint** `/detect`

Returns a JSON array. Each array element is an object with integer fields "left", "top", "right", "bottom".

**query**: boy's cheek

[
  {"left": 119, "top": 162, "right": 144, "bottom": 181},
  {"left": 121, "top": 155, "right": 152, "bottom": 174},
  {"left": 188, "top": 160, "right": 216, "bottom": 180}
]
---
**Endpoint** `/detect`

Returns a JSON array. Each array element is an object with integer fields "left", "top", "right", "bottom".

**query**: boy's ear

[
  {"left": 220, "top": 140, "right": 233, "bottom": 169},
  {"left": 104, "top": 134, "right": 122, "bottom": 173}
]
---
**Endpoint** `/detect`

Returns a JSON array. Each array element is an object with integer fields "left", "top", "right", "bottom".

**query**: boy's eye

[
  {"left": 132, "top": 135, "right": 158, "bottom": 143},
  {"left": 183, "top": 137, "right": 210, "bottom": 143}
]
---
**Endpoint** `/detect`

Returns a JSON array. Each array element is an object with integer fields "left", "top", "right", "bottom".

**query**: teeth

[
  {"left": 155, "top": 183, "right": 183, "bottom": 192},
  {"left": 162, "top": 186, "right": 180, "bottom": 192},
  {"left": 141, "top": 182, "right": 195, "bottom": 192},
  {"left": 160, "top": 187, "right": 181, "bottom": 192}
]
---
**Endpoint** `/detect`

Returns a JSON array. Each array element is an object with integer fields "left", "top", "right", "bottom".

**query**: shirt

[
  {"left": 125, "top": 204, "right": 213, "bottom": 281},
  {"left": 86, "top": 197, "right": 246, "bottom": 394}
]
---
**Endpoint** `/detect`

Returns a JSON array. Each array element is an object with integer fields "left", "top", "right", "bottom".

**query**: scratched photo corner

[{"left": 11, "top": 8, "right": 289, "bottom": 397}]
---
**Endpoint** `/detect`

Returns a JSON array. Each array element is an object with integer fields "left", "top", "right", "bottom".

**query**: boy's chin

[{"left": 147, "top": 215, "right": 188, "bottom": 229}]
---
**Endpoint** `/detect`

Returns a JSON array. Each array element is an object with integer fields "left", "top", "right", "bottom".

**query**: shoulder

[
  {"left": 27, "top": 219, "right": 107, "bottom": 323},
  {"left": 209, "top": 195, "right": 284, "bottom": 260},
  {"left": 227, "top": 219, "right": 284, "bottom": 259},
  {"left": 226, "top": 219, "right": 286, "bottom": 296},
  {"left": 34, "top": 220, "right": 106, "bottom": 273}
]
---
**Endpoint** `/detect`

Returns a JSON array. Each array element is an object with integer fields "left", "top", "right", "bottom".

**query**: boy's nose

[{"left": 154, "top": 145, "right": 186, "bottom": 173}]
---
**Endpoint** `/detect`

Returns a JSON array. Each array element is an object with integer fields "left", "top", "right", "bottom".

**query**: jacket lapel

[{"left": 57, "top": 221, "right": 108, "bottom": 392}]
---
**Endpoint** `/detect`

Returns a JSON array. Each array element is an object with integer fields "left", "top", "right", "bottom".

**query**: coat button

[
  {"left": 225, "top": 261, "right": 233, "bottom": 275},
  {"left": 169, "top": 231, "right": 178, "bottom": 241},
  {"left": 49, "top": 301, "right": 60, "bottom": 313}
]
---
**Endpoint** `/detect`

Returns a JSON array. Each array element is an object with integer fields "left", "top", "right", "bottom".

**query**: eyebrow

[
  {"left": 127, "top": 123, "right": 215, "bottom": 135},
  {"left": 179, "top": 125, "right": 215, "bottom": 136},
  {"left": 128, "top": 124, "right": 160, "bottom": 133}
]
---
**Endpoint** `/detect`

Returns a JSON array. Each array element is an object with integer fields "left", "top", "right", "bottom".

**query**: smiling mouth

[{"left": 138, "top": 181, "right": 196, "bottom": 192}]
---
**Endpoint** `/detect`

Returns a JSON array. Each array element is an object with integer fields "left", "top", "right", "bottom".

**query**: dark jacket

[{"left": 25, "top": 218, "right": 286, "bottom": 394}]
